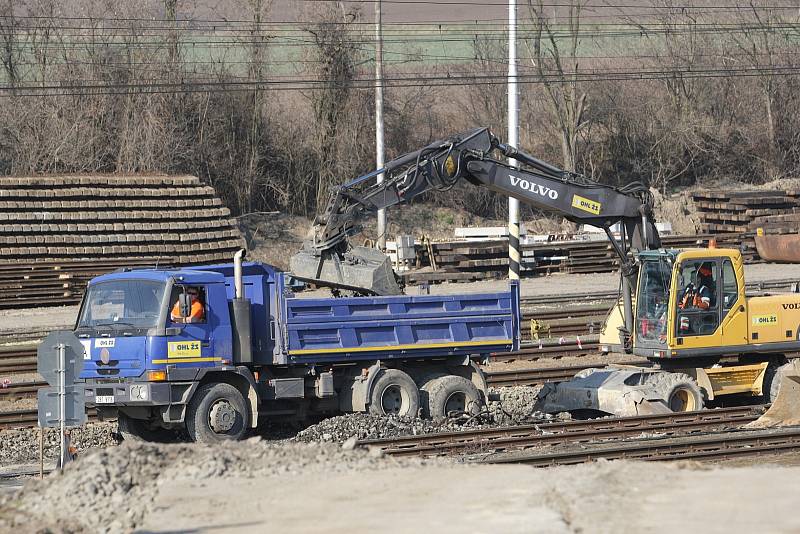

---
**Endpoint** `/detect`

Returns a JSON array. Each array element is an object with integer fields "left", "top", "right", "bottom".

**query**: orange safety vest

[{"left": 171, "top": 300, "right": 204, "bottom": 322}]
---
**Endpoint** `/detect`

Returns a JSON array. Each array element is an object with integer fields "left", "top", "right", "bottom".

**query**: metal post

[
  {"left": 375, "top": 0, "right": 386, "bottom": 250},
  {"left": 508, "top": 0, "right": 520, "bottom": 280},
  {"left": 57, "top": 342, "right": 65, "bottom": 470},
  {"left": 39, "top": 427, "right": 44, "bottom": 479}
]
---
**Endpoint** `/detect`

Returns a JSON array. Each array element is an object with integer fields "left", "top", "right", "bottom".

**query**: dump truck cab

[{"left": 75, "top": 269, "right": 235, "bottom": 379}]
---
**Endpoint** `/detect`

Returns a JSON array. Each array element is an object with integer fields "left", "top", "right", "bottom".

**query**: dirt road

[{"left": 141, "top": 459, "right": 800, "bottom": 533}]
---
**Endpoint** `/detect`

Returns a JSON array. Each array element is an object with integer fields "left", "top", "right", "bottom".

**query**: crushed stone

[
  {"left": 0, "top": 421, "right": 119, "bottom": 467},
  {"left": 0, "top": 440, "right": 435, "bottom": 533},
  {"left": 295, "top": 385, "right": 561, "bottom": 443}
]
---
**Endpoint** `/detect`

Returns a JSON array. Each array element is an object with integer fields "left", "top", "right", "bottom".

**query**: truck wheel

[
  {"left": 654, "top": 373, "right": 704, "bottom": 412},
  {"left": 424, "top": 375, "right": 482, "bottom": 421},
  {"left": 186, "top": 383, "right": 250, "bottom": 443},
  {"left": 118, "top": 413, "right": 177, "bottom": 443},
  {"left": 368, "top": 369, "right": 420, "bottom": 418}
]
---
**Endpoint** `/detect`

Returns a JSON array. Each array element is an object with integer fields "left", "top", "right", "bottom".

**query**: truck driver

[{"left": 170, "top": 286, "right": 205, "bottom": 323}]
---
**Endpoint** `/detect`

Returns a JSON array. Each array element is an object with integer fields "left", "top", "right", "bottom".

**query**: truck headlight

[{"left": 130, "top": 385, "right": 148, "bottom": 401}]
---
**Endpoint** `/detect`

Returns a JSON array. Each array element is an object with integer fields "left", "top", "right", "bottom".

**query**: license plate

[{"left": 95, "top": 395, "right": 114, "bottom": 404}]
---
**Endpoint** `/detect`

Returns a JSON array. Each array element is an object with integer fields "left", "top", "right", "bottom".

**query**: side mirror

[{"left": 179, "top": 293, "right": 192, "bottom": 318}]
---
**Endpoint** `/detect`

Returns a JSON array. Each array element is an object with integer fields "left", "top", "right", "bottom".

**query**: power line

[{"left": 3, "top": 63, "right": 800, "bottom": 97}]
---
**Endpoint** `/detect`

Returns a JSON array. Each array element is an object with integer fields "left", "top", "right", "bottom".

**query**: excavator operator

[{"left": 679, "top": 263, "right": 715, "bottom": 311}]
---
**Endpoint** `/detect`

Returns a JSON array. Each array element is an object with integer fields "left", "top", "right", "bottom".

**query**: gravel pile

[
  {"left": 0, "top": 421, "right": 119, "bottom": 466},
  {"left": 296, "top": 385, "right": 564, "bottom": 443},
  {"left": 487, "top": 385, "right": 565, "bottom": 425},
  {"left": 295, "top": 413, "right": 455, "bottom": 442},
  {"left": 0, "top": 439, "right": 430, "bottom": 533}
]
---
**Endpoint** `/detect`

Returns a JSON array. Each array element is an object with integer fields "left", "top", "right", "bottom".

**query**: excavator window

[
  {"left": 722, "top": 259, "right": 738, "bottom": 312},
  {"left": 676, "top": 261, "right": 720, "bottom": 337},
  {"left": 636, "top": 259, "right": 672, "bottom": 346}
]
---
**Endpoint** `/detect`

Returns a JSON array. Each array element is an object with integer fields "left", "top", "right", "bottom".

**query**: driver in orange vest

[{"left": 170, "top": 287, "right": 205, "bottom": 323}]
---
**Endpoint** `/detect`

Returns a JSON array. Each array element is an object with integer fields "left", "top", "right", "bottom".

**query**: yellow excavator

[
  {"left": 569, "top": 244, "right": 800, "bottom": 424},
  {"left": 289, "top": 127, "right": 799, "bottom": 424}
]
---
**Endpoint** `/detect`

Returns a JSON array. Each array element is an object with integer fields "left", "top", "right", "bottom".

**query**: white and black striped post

[{"left": 508, "top": 0, "right": 520, "bottom": 280}]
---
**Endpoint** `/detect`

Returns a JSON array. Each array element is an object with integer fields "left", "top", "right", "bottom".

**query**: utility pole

[
  {"left": 508, "top": 0, "right": 520, "bottom": 280},
  {"left": 375, "top": 0, "right": 386, "bottom": 249}
]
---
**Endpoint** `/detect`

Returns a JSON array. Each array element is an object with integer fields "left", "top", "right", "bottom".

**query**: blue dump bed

[
  {"left": 282, "top": 284, "right": 520, "bottom": 364},
  {"left": 188, "top": 263, "right": 519, "bottom": 366}
]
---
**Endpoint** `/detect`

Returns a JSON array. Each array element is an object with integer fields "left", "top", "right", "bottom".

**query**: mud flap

[{"left": 747, "top": 361, "right": 800, "bottom": 428}]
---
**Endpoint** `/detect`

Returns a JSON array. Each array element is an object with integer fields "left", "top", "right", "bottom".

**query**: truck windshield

[
  {"left": 636, "top": 259, "right": 672, "bottom": 345},
  {"left": 77, "top": 280, "right": 166, "bottom": 330}
]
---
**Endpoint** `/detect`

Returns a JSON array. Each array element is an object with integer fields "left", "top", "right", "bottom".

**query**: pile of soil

[{"left": 0, "top": 440, "right": 432, "bottom": 533}]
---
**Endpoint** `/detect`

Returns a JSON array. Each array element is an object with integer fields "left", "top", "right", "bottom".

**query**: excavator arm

[{"left": 290, "top": 127, "right": 660, "bottom": 298}]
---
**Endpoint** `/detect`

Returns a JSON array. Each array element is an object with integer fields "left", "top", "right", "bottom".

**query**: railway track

[
  {"left": 0, "top": 408, "right": 40, "bottom": 429},
  {"left": 485, "top": 361, "right": 646, "bottom": 387},
  {"left": 0, "top": 408, "right": 98, "bottom": 430},
  {"left": 357, "top": 405, "right": 765, "bottom": 458},
  {"left": 0, "top": 380, "right": 44, "bottom": 399},
  {"left": 485, "top": 426, "right": 800, "bottom": 466},
  {"left": 0, "top": 347, "right": 37, "bottom": 374},
  {"left": 492, "top": 339, "right": 600, "bottom": 362},
  {"left": 515, "top": 277, "right": 800, "bottom": 308}
]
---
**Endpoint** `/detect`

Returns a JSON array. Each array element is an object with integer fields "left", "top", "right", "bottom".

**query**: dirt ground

[
  {"left": 4, "top": 439, "right": 800, "bottom": 534},
  {"left": 92, "top": 454, "right": 800, "bottom": 533},
  {"left": 239, "top": 205, "right": 567, "bottom": 271}
]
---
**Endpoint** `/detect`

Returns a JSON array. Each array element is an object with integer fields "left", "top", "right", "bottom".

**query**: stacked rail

[
  {"left": 692, "top": 189, "right": 800, "bottom": 235},
  {"left": 0, "top": 175, "right": 245, "bottom": 309},
  {"left": 403, "top": 233, "right": 755, "bottom": 285}
]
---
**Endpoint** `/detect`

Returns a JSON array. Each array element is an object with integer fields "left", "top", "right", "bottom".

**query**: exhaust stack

[
  {"left": 230, "top": 249, "right": 253, "bottom": 364},
  {"left": 234, "top": 248, "right": 245, "bottom": 299}
]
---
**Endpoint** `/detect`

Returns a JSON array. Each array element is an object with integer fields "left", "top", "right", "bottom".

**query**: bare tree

[
  {"left": 526, "top": 0, "right": 589, "bottom": 172},
  {"left": 728, "top": 2, "right": 800, "bottom": 167},
  {"left": 0, "top": 0, "right": 21, "bottom": 89},
  {"left": 302, "top": 2, "right": 368, "bottom": 212}
]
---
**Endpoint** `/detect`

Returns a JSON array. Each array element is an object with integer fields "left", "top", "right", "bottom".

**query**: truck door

[{"left": 166, "top": 285, "right": 215, "bottom": 364}]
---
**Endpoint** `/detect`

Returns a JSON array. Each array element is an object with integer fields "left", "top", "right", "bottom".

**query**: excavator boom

[{"left": 290, "top": 127, "right": 660, "bottom": 296}]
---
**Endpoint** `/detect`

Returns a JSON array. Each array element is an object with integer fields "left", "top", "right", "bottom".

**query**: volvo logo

[
  {"left": 509, "top": 174, "right": 559, "bottom": 200},
  {"left": 782, "top": 303, "right": 800, "bottom": 310}
]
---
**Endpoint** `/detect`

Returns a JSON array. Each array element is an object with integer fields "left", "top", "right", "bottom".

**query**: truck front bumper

[
  {"left": 83, "top": 381, "right": 177, "bottom": 406},
  {"left": 82, "top": 380, "right": 195, "bottom": 423}
]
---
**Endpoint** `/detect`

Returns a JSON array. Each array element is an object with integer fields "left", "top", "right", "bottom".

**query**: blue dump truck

[{"left": 75, "top": 252, "right": 520, "bottom": 442}]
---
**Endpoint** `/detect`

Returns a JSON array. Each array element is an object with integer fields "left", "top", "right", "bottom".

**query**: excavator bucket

[
  {"left": 289, "top": 245, "right": 402, "bottom": 296},
  {"left": 746, "top": 361, "right": 800, "bottom": 428}
]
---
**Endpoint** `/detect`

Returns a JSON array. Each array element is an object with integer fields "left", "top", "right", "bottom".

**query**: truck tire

[
  {"left": 186, "top": 383, "right": 250, "bottom": 443},
  {"left": 424, "top": 375, "right": 482, "bottom": 421},
  {"left": 118, "top": 413, "right": 177, "bottom": 443},
  {"left": 653, "top": 373, "right": 704, "bottom": 412},
  {"left": 368, "top": 369, "right": 420, "bottom": 418}
]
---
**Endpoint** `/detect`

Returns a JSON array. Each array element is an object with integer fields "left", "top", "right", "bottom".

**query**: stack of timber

[
  {"left": 402, "top": 232, "right": 752, "bottom": 285},
  {"left": 691, "top": 189, "right": 800, "bottom": 234},
  {"left": 691, "top": 189, "right": 800, "bottom": 263},
  {"left": 0, "top": 175, "right": 244, "bottom": 308}
]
